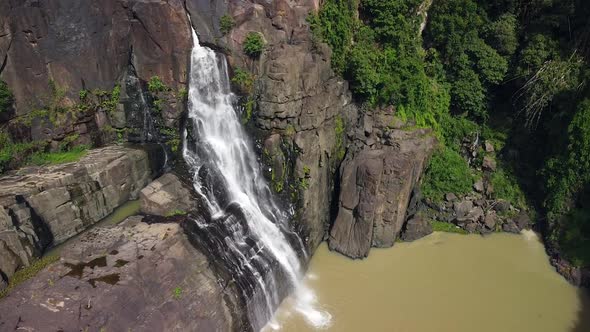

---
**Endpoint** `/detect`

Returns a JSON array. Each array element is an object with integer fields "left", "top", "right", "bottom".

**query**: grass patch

[
  {"left": 431, "top": 221, "right": 468, "bottom": 234},
  {"left": 421, "top": 147, "right": 473, "bottom": 202},
  {"left": 29, "top": 145, "right": 88, "bottom": 166},
  {"left": 0, "top": 254, "right": 60, "bottom": 299},
  {"left": 165, "top": 209, "right": 187, "bottom": 217},
  {"left": 490, "top": 167, "right": 527, "bottom": 209}
]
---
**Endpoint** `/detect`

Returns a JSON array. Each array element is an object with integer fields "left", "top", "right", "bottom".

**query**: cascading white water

[{"left": 182, "top": 28, "right": 330, "bottom": 330}]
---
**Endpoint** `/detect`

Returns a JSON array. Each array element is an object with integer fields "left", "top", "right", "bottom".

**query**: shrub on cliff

[
  {"left": 243, "top": 32, "right": 265, "bottom": 58},
  {"left": 421, "top": 147, "right": 473, "bottom": 201},
  {"left": 0, "top": 80, "right": 14, "bottom": 114},
  {"left": 219, "top": 15, "right": 235, "bottom": 35}
]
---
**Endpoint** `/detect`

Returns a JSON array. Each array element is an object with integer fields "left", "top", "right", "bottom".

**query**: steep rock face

[
  {"left": 329, "top": 110, "right": 436, "bottom": 258},
  {"left": 0, "top": 0, "right": 191, "bottom": 115},
  {"left": 0, "top": 0, "right": 191, "bottom": 157},
  {"left": 217, "top": 0, "right": 356, "bottom": 253},
  {"left": 0, "top": 217, "right": 242, "bottom": 331},
  {"left": 0, "top": 145, "right": 162, "bottom": 287}
]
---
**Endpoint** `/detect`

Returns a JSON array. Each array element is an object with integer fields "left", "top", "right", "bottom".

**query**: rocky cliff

[
  {"left": 329, "top": 109, "right": 437, "bottom": 258},
  {"left": 0, "top": 0, "right": 439, "bottom": 329},
  {"left": 0, "top": 145, "right": 163, "bottom": 289}
]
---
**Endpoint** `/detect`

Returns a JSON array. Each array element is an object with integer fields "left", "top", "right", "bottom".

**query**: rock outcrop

[
  {"left": 0, "top": 216, "right": 243, "bottom": 331},
  {"left": 203, "top": 0, "right": 358, "bottom": 253},
  {"left": 0, "top": 145, "right": 161, "bottom": 288},
  {"left": 140, "top": 173, "right": 196, "bottom": 216},
  {"left": 0, "top": 0, "right": 191, "bottom": 115},
  {"left": 329, "top": 110, "right": 437, "bottom": 258}
]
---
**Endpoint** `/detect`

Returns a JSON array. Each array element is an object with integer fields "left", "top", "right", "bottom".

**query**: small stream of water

[{"left": 266, "top": 231, "right": 590, "bottom": 332}]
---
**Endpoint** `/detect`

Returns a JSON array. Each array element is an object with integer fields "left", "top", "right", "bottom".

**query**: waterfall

[{"left": 182, "top": 28, "right": 330, "bottom": 330}]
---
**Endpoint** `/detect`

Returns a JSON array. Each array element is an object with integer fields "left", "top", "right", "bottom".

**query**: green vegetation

[
  {"left": 165, "top": 209, "right": 187, "bottom": 217},
  {"left": 431, "top": 221, "right": 468, "bottom": 234},
  {"left": 173, "top": 286, "right": 182, "bottom": 299},
  {"left": 490, "top": 168, "right": 526, "bottom": 209},
  {"left": 29, "top": 145, "right": 88, "bottom": 166},
  {"left": 148, "top": 76, "right": 167, "bottom": 93},
  {"left": 558, "top": 209, "right": 590, "bottom": 267},
  {"left": 231, "top": 68, "right": 256, "bottom": 124},
  {"left": 243, "top": 32, "right": 265, "bottom": 58},
  {"left": 421, "top": 147, "right": 473, "bottom": 202},
  {"left": 219, "top": 15, "right": 235, "bottom": 35},
  {"left": 231, "top": 68, "right": 255, "bottom": 94},
  {"left": 313, "top": 0, "right": 590, "bottom": 265},
  {"left": 0, "top": 254, "right": 60, "bottom": 299},
  {"left": 0, "top": 80, "right": 13, "bottom": 114},
  {"left": 334, "top": 115, "right": 346, "bottom": 160}
]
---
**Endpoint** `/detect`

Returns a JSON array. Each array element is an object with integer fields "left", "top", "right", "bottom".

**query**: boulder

[
  {"left": 515, "top": 211, "right": 531, "bottom": 230},
  {"left": 483, "top": 156, "right": 497, "bottom": 171},
  {"left": 0, "top": 145, "right": 159, "bottom": 288},
  {"left": 473, "top": 179, "right": 485, "bottom": 193},
  {"left": 502, "top": 220, "right": 520, "bottom": 234},
  {"left": 456, "top": 206, "right": 484, "bottom": 225},
  {"left": 140, "top": 173, "right": 196, "bottom": 216},
  {"left": 464, "top": 222, "right": 478, "bottom": 233},
  {"left": 484, "top": 211, "right": 497, "bottom": 230},
  {"left": 445, "top": 193, "right": 458, "bottom": 202},
  {"left": 484, "top": 141, "right": 495, "bottom": 153},
  {"left": 454, "top": 200, "right": 474, "bottom": 218},
  {"left": 493, "top": 200, "right": 511, "bottom": 213},
  {"left": 401, "top": 216, "right": 433, "bottom": 242},
  {"left": 0, "top": 217, "right": 243, "bottom": 331}
]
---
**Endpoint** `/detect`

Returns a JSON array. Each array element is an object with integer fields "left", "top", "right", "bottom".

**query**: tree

[
  {"left": 0, "top": 81, "right": 13, "bottom": 114},
  {"left": 243, "top": 32, "right": 265, "bottom": 58},
  {"left": 486, "top": 13, "right": 519, "bottom": 56}
]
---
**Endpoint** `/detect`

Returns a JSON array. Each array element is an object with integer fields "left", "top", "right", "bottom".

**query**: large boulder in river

[
  {"left": 401, "top": 216, "right": 433, "bottom": 242},
  {"left": 0, "top": 216, "right": 244, "bottom": 331},
  {"left": 140, "top": 173, "right": 196, "bottom": 216},
  {"left": 0, "top": 145, "right": 162, "bottom": 288},
  {"left": 329, "top": 120, "right": 436, "bottom": 258}
]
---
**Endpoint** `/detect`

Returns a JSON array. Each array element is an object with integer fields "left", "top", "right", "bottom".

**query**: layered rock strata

[{"left": 0, "top": 145, "right": 159, "bottom": 288}]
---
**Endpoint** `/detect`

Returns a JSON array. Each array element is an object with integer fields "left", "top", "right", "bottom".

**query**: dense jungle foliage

[{"left": 311, "top": 0, "right": 590, "bottom": 266}]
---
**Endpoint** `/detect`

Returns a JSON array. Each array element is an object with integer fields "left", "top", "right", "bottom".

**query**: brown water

[{"left": 265, "top": 231, "right": 590, "bottom": 332}]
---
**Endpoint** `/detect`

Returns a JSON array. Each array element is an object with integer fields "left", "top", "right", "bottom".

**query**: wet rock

[
  {"left": 464, "top": 222, "right": 478, "bottom": 233},
  {"left": 483, "top": 156, "right": 497, "bottom": 171},
  {"left": 515, "top": 211, "right": 531, "bottom": 230},
  {"left": 502, "top": 220, "right": 520, "bottom": 234},
  {"left": 0, "top": 146, "right": 158, "bottom": 286},
  {"left": 401, "top": 216, "right": 433, "bottom": 242},
  {"left": 0, "top": 217, "right": 241, "bottom": 331},
  {"left": 473, "top": 179, "right": 485, "bottom": 193},
  {"left": 140, "top": 173, "right": 196, "bottom": 216}
]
